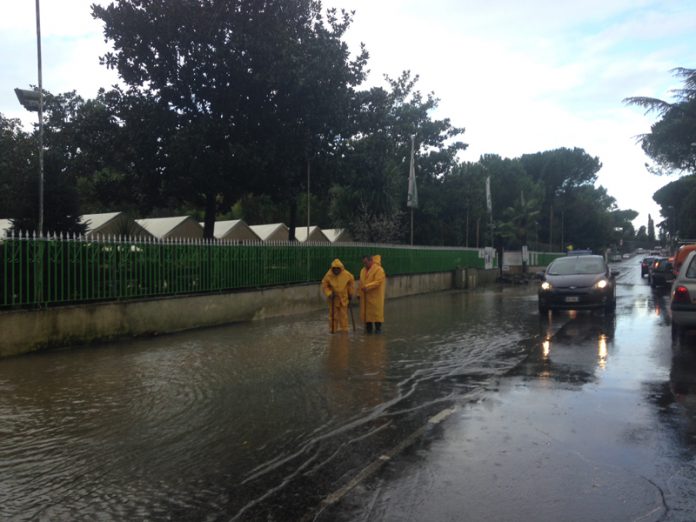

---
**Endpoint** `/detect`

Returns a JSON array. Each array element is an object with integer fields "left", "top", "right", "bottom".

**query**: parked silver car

[{"left": 670, "top": 250, "right": 696, "bottom": 341}]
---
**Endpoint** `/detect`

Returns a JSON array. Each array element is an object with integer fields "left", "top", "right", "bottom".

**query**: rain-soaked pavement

[{"left": 2, "top": 256, "right": 696, "bottom": 520}]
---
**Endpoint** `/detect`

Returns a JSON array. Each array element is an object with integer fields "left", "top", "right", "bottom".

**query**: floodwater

[
  {"left": 1, "top": 285, "right": 543, "bottom": 521},
  {"left": 321, "top": 259, "right": 696, "bottom": 521}
]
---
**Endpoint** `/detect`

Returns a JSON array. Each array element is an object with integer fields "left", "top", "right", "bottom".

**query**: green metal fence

[
  {"left": 1, "top": 234, "right": 490, "bottom": 309},
  {"left": 534, "top": 251, "right": 565, "bottom": 267}
]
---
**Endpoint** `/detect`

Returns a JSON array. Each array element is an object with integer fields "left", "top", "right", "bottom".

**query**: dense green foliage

[
  {"left": 1, "top": 0, "right": 640, "bottom": 251},
  {"left": 653, "top": 176, "right": 696, "bottom": 239},
  {"left": 625, "top": 68, "right": 696, "bottom": 242}
]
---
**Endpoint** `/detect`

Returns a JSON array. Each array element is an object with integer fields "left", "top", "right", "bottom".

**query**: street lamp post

[{"left": 14, "top": 0, "right": 44, "bottom": 236}]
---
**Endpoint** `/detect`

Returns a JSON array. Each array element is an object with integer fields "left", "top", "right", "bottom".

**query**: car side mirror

[{"left": 611, "top": 270, "right": 620, "bottom": 277}]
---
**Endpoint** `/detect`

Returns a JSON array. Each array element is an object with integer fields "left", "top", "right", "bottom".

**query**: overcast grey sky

[{"left": 2, "top": 0, "right": 695, "bottom": 228}]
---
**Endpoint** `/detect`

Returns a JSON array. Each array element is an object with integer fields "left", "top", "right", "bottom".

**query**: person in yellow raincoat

[
  {"left": 359, "top": 254, "right": 386, "bottom": 333},
  {"left": 321, "top": 259, "right": 355, "bottom": 333}
]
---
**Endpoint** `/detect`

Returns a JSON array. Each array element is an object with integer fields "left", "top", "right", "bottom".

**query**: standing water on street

[{"left": 1, "top": 286, "right": 542, "bottom": 520}]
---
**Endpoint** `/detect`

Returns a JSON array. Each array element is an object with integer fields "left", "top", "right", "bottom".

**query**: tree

[
  {"left": 93, "top": 0, "right": 262, "bottom": 236},
  {"left": 653, "top": 175, "right": 696, "bottom": 239},
  {"left": 497, "top": 190, "right": 541, "bottom": 272},
  {"left": 249, "top": 6, "right": 368, "bottom": 239},
  {"left": 498, "top": 190, "right": 541, "bottom": 250},
  {"left": 417, "top": 162, "right": 486, "bottom": 247},
  {"left": 519, "top": 148, "right": 602, "bottom": 249},
  {"left": 330, "top": 72, "right": 466, "bottom": 244},
  {"left": 611, "top": 209, "right": 638, "bottom": 243},
  {"left": 648, "top": 214, "right": 656, "bottom": 243},
  {"left": 0, "top": 111, "right": 85, "bottom": 234},
  {"left": 0, "top": 115, "right": 33, "bottom": 221},
  {"left": 93, "top": 0, "right": 367, "bottom": 239},
  {"left": 41, "top": 90, "right": 136, "bottom": 214},
  {"left": 625, "top": 68, "right": 696, "bottom": 176},
  {"left": 328, "top": 121, "right": 405, "bottom": 242},
  {"left": 560, "top": 185, "right": 616, "bottom": 252},
  {"left": 31, "top": 88, "right": 180, "bottom": 222}
]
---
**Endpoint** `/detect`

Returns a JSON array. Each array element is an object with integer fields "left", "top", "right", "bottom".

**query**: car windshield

[{"left": 547, "top": 257, "right": 605, "bottom": 275}]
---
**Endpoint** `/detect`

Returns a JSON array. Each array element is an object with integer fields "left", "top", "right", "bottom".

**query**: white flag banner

[
  {"left": 407, "top": 135, "right": 418, "bottom": 209},
  {"left": 485, "top": 176, "right": 492, "bottom": 214}
]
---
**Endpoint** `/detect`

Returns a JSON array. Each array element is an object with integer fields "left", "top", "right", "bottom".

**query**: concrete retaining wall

[{"left": 0, "top": 269, "right": 496, "bottom": 358}]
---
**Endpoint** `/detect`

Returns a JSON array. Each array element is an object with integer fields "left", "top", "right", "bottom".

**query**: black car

[
  {"left": 649, "top": 257, "right": 675, "bottom": 288},
  {"left": 640, "top": 256, "right": 656, "bottom": 277},
  {"left": 538, "top": 255, "right": 618, "bottom": 313}
]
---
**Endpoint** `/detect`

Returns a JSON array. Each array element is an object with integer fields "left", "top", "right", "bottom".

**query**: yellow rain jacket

[
  {"left": 359, "top": 254, "right": 386, "bottom": 323},
  {"left": 321, "top": 259, "right": 355, "bottom": 332}
]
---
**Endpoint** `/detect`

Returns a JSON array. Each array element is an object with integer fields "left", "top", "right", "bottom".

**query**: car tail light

[{"left": 673, "top": 285, "right": 691, "bottom": 303}]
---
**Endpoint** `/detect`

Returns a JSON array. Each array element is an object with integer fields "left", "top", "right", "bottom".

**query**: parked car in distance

[
  {"left": 538, "top": 255, "right": 618, "bottom": 313},
  {"left": 649, "top": 257, "right": 675, "bottom": 288},
  {"left": 640, "top": 256, "right": 656, "bottom": 278},
  {"left": 670, "top": 250, "right": 696, "bottom": 341},
  {"left": 673, "top": 243, "right": 696, "bottom": 276},
  {"left": 622, "top": 253, "right": 631, "bottom": 259}
]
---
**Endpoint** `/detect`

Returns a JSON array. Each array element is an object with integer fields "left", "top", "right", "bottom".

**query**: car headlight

[
  {"left": 595, "top": 279, "right": 608, "bottom": 289},
  {"left": 541, "top": 281, "right": 552, "bottom": 291}
]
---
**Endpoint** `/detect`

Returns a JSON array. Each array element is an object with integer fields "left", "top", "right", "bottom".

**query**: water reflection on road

[
  {"left": 516, "top": 310, "right": 616, "bottom": 386},
  {"left": 321, "top": 260, "right": 696, "bottom": 521},
  {"left": 6, "top": 259, "right": 696, "bottom": 521},
  {"left": 1, "top": 285, "right": 542, "bottom": 521}
]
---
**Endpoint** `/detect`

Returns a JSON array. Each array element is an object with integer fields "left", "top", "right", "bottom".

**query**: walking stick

[
  {"left": 363, "top": 287, "right": 369, "bottom": 327},
  {"left": 349, "top": 297, "right": 356, "bottom": 332},
  {"left": 330, "top": 293, "right": 335, "bottom": 334}
]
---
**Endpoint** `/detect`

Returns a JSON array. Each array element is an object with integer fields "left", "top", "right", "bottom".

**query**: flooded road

[
  {"left": 4, "top": 257, "right": 696, "bottom": 520},
  {"left": 325, "top": 258, "right": 696, "bottom": 522},
  {"left": 2, "top": 282, "right": 543, "bottom": 520}
]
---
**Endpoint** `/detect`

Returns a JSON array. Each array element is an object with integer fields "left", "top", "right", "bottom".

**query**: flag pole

[
  {"left": 485, "top": 174, "right": 493, "bottom": 246},
  {"left": 407, "top": 134, "right": 418, "bottom": 246},
  {"left": 410, "top": 207, "right": 414, "bottom": 246}
]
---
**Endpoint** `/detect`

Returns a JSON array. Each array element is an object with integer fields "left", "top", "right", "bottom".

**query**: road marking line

[{"left": 307, "top": 405, "right": 458, "bottom": 520}]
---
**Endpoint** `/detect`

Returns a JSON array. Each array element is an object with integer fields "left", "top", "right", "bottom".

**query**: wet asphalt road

[
  {"left": 2, "top": 256, "right": 696, "bottom": 521},
  {"left": 323, "top": 258, "right": 696, "bottom": 522}
]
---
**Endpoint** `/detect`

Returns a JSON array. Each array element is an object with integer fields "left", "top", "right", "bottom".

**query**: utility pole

[
  {"left": 306, "top": 158, "right": 310, "bottom": 240},
  {"left": 548, "top": 207, "right": 553, "bottom": 251}
]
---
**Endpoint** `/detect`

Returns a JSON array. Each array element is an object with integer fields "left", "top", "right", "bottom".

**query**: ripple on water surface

[{"left": 0, "top": 286, "right": 540, "bottom": 520}]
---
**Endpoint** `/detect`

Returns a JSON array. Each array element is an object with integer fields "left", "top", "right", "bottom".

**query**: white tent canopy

[
  {"left": 249, "top": 223, "right": 289, "bottom": 241},
  {"left": 323, "top": 228, "right": 353, "bottom": 243},
  {"left": 294, "top": 226, "right": 330, "bottom": 243},
  {"left": 136, "top": 216, "right": 204, "bottom": 239},
  {"left": 201, "top": 220, "right": 260, "bottom": 241},
  {"left": 0, "top": 219, "right": 11, "bottom": 237},
  {"left": 80, "top": 212, "right": 152, "bottom": 238}
]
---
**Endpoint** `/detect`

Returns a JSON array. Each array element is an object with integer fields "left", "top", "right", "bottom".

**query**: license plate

[{"left": 565, "top": 296, "right": 579, "bottom": 303}]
